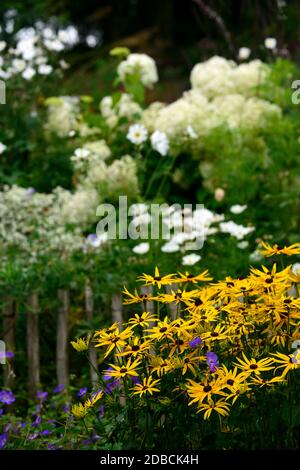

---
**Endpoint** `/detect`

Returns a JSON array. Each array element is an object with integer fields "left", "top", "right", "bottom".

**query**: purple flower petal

[
  {"left": 0, "top": 390, "right": 15, "bottom": 405},
  {"left": 0, "top": 433, "right": 8, "bottom": 450},
  {"left": 189, "top": 336, "right": 202, "bottom": 348}
]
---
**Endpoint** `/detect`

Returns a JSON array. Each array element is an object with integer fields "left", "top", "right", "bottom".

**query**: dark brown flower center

[
  {"left": 120, "top": 368, "right": 127, "bottom": 373},
  {"left": 194, "top": 299, "right": 203, "bottom": 306},
  {"left": 131, "top": 345, "right": 140, "bottom": 352},
  {"left": 160, "top": 327, "right": 168, "bottom": 333},
  {"left": 176, "top": 339, "right": 184, "bottom": 345},
  {"left": 154, "top": 276, "right": 162, "bottom": 281},
  {"left": 211, "top": 332, "right": 219, "bottom": 337},
  {"left": 203, "top": 385, "right": 212, "bottom": 392},
  {"left": 250, "top": 364, "right": 258, "bottom": 370},
  {"left": 227, "top": 379, "right": 234, "bottom": 386}
]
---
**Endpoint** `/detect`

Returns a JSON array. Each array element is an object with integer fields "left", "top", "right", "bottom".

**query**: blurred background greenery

[{"left": 1, "top": 0, "right": 299, "bottom": 102}]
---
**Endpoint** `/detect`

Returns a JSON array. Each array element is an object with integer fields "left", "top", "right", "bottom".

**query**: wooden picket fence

[{"left": 1, "top": 282, "right": 178, "bottom": 394}]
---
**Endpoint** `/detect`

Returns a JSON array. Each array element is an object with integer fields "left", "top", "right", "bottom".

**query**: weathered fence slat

[
  {"left": 85, "top": 281, "right": 98, "bottom": 385},
  {"left": 56, "top": 289, "right": 69, "bottom": 387},
  {"left": 3, "top": 298, "right": 15, "bottom": 388},
  {"left": 112, "top": 293, "right": 123, "bottom": 329},
  {"left": 27, "top": 292, "right": 40, "bottom": 395}
]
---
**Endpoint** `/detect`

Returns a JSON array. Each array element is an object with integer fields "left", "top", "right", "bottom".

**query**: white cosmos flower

[
  {"left": 0, "top": 142, "right": 7, "bottom": 154},
  {"left": 38, "top": 64, "right": 53, "bottom": 75},
  {"left": 150, "top": 130, "right": 169, "bottom": 156},
  {"left": 220, "top": 221, "right": 254, "bottom": 240},
  {"left": 74, "top": 148, "right": 90, "bottom": 159},
  {"left": 238, "top": 47, "right": 251, "bottom": 60},
  {"left": 127, "top": 124, "right": 148, "bottom": 145},
  {"left": 86, "top": 34, "right": 99, "bottom": 48},
  {"left": 186, "top": 125, "right": 197, "bottom": 139},
  {"left": 230, "top": 204, "right": 247, "bottom": 214},
  {"left": 182, "top": 253, "right": 201, "bottom": 266},
  {"left": 264, "top": 37, "right": 277, "bottom": 50},
  {"left": 22, "top": 67, "right": 36, "bottom": 80},
  {"left": 132, "top": 242, "right": 150, "bottom": 254},
  {"left": 161, "top": 241, "right": 180, "bottom": 253},
  {"left": 12, "top": 58, "right": 26, "bottom": 71}
]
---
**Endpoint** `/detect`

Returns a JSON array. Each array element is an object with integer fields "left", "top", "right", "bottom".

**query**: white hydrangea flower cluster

[
  {"left": 71, "top": 140, "right": 111, "bottom": 173},
  {"left": 142, "top": 89, "right": 280, "bottom": 153},
  {"left": 83, "top": 155, "right": 140, "bottom": 201},
  {"left": 0, "top": 185, "right": 83, "bottom": 263},
  {"left": 54, "top": 186, "right": 99, "bottom": 227},
  {"left": 140, "top": 56, "right": 281, "bottom": 154},
  {"left": 99, "top": 93, "right": 142, "bottom": 128},
  {"left": 44, "top": 96, "right": 80, "bottom": 138},
  {"left": 130, "top": 204, "right": 255, "bottom": 265},
  {"left": 117, "top": 53, "right": 158, "bottom": 88},
  {"left": 190, "top": 56, "right": 269, "bottom": 98}
]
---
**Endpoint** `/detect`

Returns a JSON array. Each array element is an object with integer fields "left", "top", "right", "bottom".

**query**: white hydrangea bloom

[
  {"left": 117, "top": 53, "right": 158, "bottom": 88},
  {"left": 190, "top": 56, "right": 269, "bottom": 98},
  {"left": 44, "top": 96, "right": 80, "bottom": 138}
]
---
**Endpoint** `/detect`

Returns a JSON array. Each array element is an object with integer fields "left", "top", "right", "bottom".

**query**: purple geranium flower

[
  {"left": 4, "top": 423, "right": 12, "bottom": 433},
  {"left": 0, "top": 390, "right": 15, "bottom": 405},
  {"left": 103, "top": 368, "right": 119, "bottom": 393},
  {"left": 105, "top": 379, "right": 119, "bottom": 394},
  {"left": 62, "top": 404, "right": 70, "bottom": 413},
  {"left": 28, "top": 432, "right": 39, "bottom": 441},
  {"left": 77, "top": 387, "right": 87, "bottom": 398},
  {"left": 0, "top": 351, "right": 14, "bottom": 360},
  {"left": 47, "top": 444, "right": 59, "bottom": 450},
  {"left": 53, "top": 384, "right": 64, "bottom": 394},
  {"left": 0, "top": 433, "right": 8, "bottom": 450},
  {"left": 131, "top": 376, "right": 141, "bottom": 385},
  {"left": 0, "top": 409, "right": 3, "bottom": 416},
  {"left": 98, "top": 405, "right": 105, "bottom": 418},
  {"left": 31, "top": 415, "right": 41, "bottom": 427},
  {"left": 206, "top": 351, "right": 219, "bottom": 373},
  {"left": 103, "top": 367, "right": 113, "bottom": 381},
  {"left": 41, "top": 429, "right": 52, "bottom": 436},
  {"left": 5, "top": 351, "right": 14, "bottom": 359},
  {"left": 189, "top": 336, "right": 202, "bottom": 348},
  {"left": 37, "top": 390, "right": 48, "bottom": 402}
]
